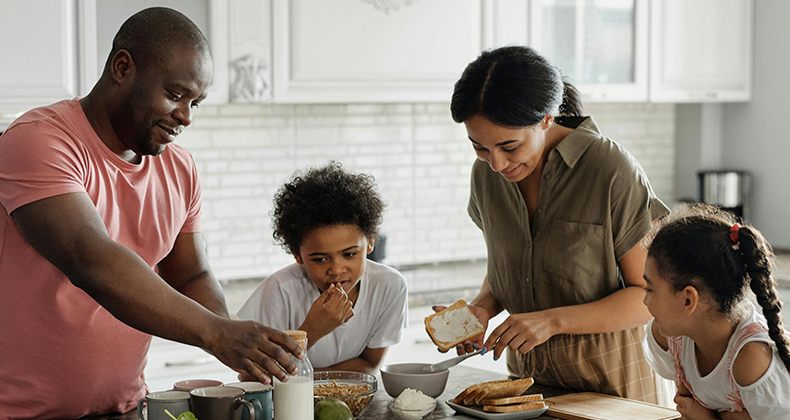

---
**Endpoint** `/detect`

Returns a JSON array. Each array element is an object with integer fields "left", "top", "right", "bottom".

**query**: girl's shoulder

[{"left": 732, "top": 341, "right": 774, "bottom": 386}]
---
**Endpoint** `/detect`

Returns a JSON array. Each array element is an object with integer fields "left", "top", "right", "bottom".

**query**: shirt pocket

[{"left": 543, "top": 218, "right": 604, "bottom": 296}]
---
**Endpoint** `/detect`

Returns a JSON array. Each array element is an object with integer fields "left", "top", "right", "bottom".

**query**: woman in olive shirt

[{"left": 444, "top": 46, "right": 670, "bottom": 402}]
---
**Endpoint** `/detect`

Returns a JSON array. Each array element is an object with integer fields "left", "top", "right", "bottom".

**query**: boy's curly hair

[{"left": 271, "top": 161, "right": 385, "bottom": 254}]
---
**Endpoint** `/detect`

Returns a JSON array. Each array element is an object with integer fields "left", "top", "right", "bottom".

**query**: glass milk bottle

[{"left": 273, "top": 330, "right": 313, "bottom": 420}]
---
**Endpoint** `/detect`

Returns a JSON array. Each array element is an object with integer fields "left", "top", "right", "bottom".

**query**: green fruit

[{"left": 314, "top": 398, "right": 353, "bottom": 420}]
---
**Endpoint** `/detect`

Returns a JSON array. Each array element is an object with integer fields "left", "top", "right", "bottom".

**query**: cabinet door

[
  {"left": 0, "top": 0, "right": 78, "bottom": 114},
  {"left": 82, "top": 0, "right": 229, "bottom": 104},
  {"left": 650, "top": 0, "right": 753, "bottom": 102},
  {"left": 272, "top": 0, "right": 484, "bottom": 103},
  {"left": 529, "top": 0, "right": 649, "bottom": 103}
]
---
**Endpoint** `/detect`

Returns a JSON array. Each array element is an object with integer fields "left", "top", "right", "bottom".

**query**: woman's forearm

[
  {"left": 547, "top": 285, "right": 652, "bottom": 335},
  {"left": 470, "top": 276, "right": 504, "bottom": 319}
]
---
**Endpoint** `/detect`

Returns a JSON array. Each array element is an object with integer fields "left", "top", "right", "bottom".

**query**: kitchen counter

[{"left": 81, "top": 366, "right": 573, "bottom": 419}]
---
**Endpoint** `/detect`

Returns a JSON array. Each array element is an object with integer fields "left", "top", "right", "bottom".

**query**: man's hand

[
  {"left": 300, "top": 284, "right": 354, "bottom": 347},
  {"left": 208, "top": 318, "right": 303, "bottom": 384},
  {"left": 432, "top": 304, "right": 490, "bottom": 355}
]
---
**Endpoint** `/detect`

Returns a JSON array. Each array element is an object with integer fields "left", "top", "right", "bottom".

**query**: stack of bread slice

[{"left": 452, "top": 378, "right": 546, "bottom": 413}]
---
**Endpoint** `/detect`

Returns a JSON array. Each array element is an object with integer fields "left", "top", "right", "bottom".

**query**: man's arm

[
  {"left": 12, "top": 192, "right": 301, "bottom": 383},
  {"left": 157, "top": 232, "right": 228, "bottom": 318}
]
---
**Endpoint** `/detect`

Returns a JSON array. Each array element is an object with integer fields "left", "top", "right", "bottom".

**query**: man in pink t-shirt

[{"left": 0, "top": 8, "right": 302, "bottom": 419}]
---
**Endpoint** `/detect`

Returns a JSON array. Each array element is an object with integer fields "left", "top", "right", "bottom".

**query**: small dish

[{"left": 389, "top": 399, "right": 437, "bottom": 420}]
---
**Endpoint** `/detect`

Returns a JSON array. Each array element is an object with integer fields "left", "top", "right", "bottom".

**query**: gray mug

[
  {"left": 190, "top": 385, "right": 255, "bottom": 420},
  {"left": 224, "top": 381, "right": 273, "bottom": 420},
  {"left": 137, "top": 390, "right": 191, "bottom": 420}
]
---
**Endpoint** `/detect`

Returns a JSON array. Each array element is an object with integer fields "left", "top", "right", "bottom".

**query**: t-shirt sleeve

[
  {"left": 609, "top": 147, "right": 670, "bottom": 259},
  {"left": 642, "top": 319, "right": 676, "bottom": 380},
  {"left": 737, "top": 348, "right": 790, "bottom": 419},
  {"left": 0, "top": 120, "right": 87, "bottom": 214},
  {"left": 180, "top": 153, "right": 202, "bottom": 233},
  {"left": 467, "top": 163, "right": 484, "bottom": 231},
  {"left": 366, "top": 271, "right": 409, "bottom": 349},
  {"left": 236, "top": 275, "right": 292, "bottom": 331}
]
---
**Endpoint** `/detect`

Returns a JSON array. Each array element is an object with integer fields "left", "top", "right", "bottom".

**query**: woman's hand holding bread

[
  {"left": 427, "top": 300, "right": 489, "bottom": 355},
  {"left": 300, "top": 284, "right": 354, "bottom": 348}
]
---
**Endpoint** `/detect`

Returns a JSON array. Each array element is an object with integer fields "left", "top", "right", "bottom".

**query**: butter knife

[{"left": 422, "top": 349, "right": 482, "bottom": 372}]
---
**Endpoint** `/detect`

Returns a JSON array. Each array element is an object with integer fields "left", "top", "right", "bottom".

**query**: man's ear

[
  {"left": 682, "top": 286, "right": 700, "bottom": 315},
  {"left": 367, "top": 239, "right": 375, "bottom": 255},
  {"left": 293, "top": 251, "right": 304, "bottom": 265},
  {"left": 110, "top": 49, "right": 135, "bottom": 84}
]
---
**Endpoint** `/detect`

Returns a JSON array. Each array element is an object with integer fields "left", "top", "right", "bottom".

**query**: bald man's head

[{"left": 104, "top": 7, "right": 210, "bottom": 75}]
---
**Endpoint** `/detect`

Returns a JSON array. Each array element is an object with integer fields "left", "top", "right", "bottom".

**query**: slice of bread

[
  {"left": 473, "top": 377, "right": 534, "bottom": 405},
  {"left": 453, "top": 379, "right": 510, "bottom": 405},
  {"left": 424, "top": 300, "right": 485, "bottom": 352},
  {"left": 483, "top": 401, "right": 547, "bottom": 413},
  {"left": 480, "top": 393, "right": 543, "bottom": 406}
]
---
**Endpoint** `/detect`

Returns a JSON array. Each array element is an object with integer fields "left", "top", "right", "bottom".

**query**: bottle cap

[{"left": 284, "top": 330, "right": 308, "bottom": 351}]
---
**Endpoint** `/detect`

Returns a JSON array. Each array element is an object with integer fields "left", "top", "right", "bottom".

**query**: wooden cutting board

[{"left": 545, "top": 392, "right": 680, "bottom": 420}]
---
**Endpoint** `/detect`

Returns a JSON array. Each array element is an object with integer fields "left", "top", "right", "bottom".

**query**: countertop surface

[{"left": 81, "top": 365, "right": 572, "bottom": 419}]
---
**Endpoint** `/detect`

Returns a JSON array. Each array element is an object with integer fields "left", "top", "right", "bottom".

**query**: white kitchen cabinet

[
  {"left": 650, "top": 0, "right": 753, "bottom": 102},
  {"left": 528, "top": 0, "right": 650, "bottom": 103},
  {"left": 0, "top": 0, "right": 79, "bottom": 114},
  {"left": 272, "top": 0, "right": 484, "bottom": 103},
  {"left": 82, "top": 0, "right": 229, "bottom": 104}
]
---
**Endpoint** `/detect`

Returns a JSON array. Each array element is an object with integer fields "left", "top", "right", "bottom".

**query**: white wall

[
  {"left": 180, "top": 102, "right": 675, "bottom": 282},
  {"left": 720, "top": 1, "right": 790, "bottom": 249}
]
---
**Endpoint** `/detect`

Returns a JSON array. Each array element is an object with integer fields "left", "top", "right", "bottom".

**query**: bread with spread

[{"left": 424, "top": 300, "right": 485, "bottom": 352}]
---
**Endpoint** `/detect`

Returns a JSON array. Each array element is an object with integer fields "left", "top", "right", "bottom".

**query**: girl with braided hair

[{"left": 642, "top": 203, "right": 790, "bottom": 419}]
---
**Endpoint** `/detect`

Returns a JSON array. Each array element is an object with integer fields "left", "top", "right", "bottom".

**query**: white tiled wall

[{"left": 181, "top": 102, "right": 675, "bottom": 282}]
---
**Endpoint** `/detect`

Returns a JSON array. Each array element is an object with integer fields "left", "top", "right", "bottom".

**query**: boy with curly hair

[{"left": 237, "top": 162, "right": 408, "bottom": 374}]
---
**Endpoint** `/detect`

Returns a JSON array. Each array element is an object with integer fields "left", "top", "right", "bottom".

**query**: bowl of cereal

[{"left": 313, "top": 371, "right": 377, "bottom": 418}]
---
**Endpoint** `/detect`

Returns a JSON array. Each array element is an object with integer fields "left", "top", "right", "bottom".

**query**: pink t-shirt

[{"left": 0, "top": 99, "right": 202, "bottom": 419}]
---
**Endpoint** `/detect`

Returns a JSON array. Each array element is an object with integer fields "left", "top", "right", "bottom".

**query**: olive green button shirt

[{"left": 468, "top": 116, "right": 669, "bottom": 314}]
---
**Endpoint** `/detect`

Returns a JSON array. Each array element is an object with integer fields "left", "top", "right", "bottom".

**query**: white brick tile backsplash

[{"left": 185, "top": 102, "right": 675, "bottom": 281}]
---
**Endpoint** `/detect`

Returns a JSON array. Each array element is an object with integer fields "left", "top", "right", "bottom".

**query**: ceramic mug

[
  {"left": 137, "top": 390, "right": 191, "bottom": 420},
  {"left": 190, "top": 386, "right": 255, "bottom": 420},
  {"left": 224, "top": 381, "right": 273, "bottom": 420},
  {"left": 173, "top": 379, "right": 223, "bottom": 392}
]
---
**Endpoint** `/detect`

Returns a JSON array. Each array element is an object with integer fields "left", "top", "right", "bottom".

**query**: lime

[{"left": 314, "top": 398, "right": 353, "bottom": 420}]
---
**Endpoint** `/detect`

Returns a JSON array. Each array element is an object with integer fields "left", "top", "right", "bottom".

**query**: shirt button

[
  {"left": 525, "top": 277, "right": 531, "bottom": 283},
  {"left": 536, "top": 209, "right": 543, "bottom": 215},
  {"left": 544, "top": 174, "right": 551, "bottom": 180}
]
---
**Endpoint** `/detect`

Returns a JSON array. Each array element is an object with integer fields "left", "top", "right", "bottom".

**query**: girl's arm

[
  {"left": 315, "top": 347, "right": 388, "bottom": 376},
  {"left": 484, "top": 242, "right": 653, "bottom": 359}
]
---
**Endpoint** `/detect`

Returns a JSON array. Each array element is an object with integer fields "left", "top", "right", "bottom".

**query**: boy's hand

[{"left": 301, "top": 284, "right": 355, "bottom": 346}]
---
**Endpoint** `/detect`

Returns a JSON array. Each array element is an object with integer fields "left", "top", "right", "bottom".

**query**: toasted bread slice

[
  {"left": 473, "top": 377, "right": 534, "bottom": 405},
  {"left": 424, "top": 300, "right": 485, "bottom": 352},
  {"left": 483, "top": 401, "right": 547, "bottom": 413},
  {"left": 453, "top": 379, "right": 510, "bottom": 405},
  {"left": 480, "top": 393, "right": 543, "bottom": 406}
]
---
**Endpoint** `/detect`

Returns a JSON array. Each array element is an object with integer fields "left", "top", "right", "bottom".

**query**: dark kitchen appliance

[{"left": 698, "top": 170, "right": 752, "bottom": 221}]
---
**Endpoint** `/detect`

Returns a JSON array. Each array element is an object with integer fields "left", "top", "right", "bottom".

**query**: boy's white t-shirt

[
  {"left": 237, "top": 260, "right": 408, "bottom": 368},
  {"left": 643, "top": 303, "right": 790, "bottom": 419}
]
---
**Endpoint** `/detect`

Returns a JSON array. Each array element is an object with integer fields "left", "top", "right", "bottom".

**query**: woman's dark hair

[
  {"left": 450, "top": 45, "right": 583, "bottom": 127},
  {"left": 647, "top": 203, "right": 790, "bottom": 372},
  {"left": 271, "top": 161, "right": 385, "bottom": 254}
]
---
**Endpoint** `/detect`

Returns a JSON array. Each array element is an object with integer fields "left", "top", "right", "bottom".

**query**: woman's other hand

[
  {"left": 431, "top": 303, "right": 491, "bottom": 355},
  {"left": 483, "top": 311, "right": 557, "bottom": 360}
]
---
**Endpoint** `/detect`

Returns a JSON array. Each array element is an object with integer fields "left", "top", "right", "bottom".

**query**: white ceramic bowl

[
  {"left": 379, "top": 363, "right": 449, "bottom": 398},
  {"left": 389, "top": 400, "right": 437, "bottom": 420}
]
